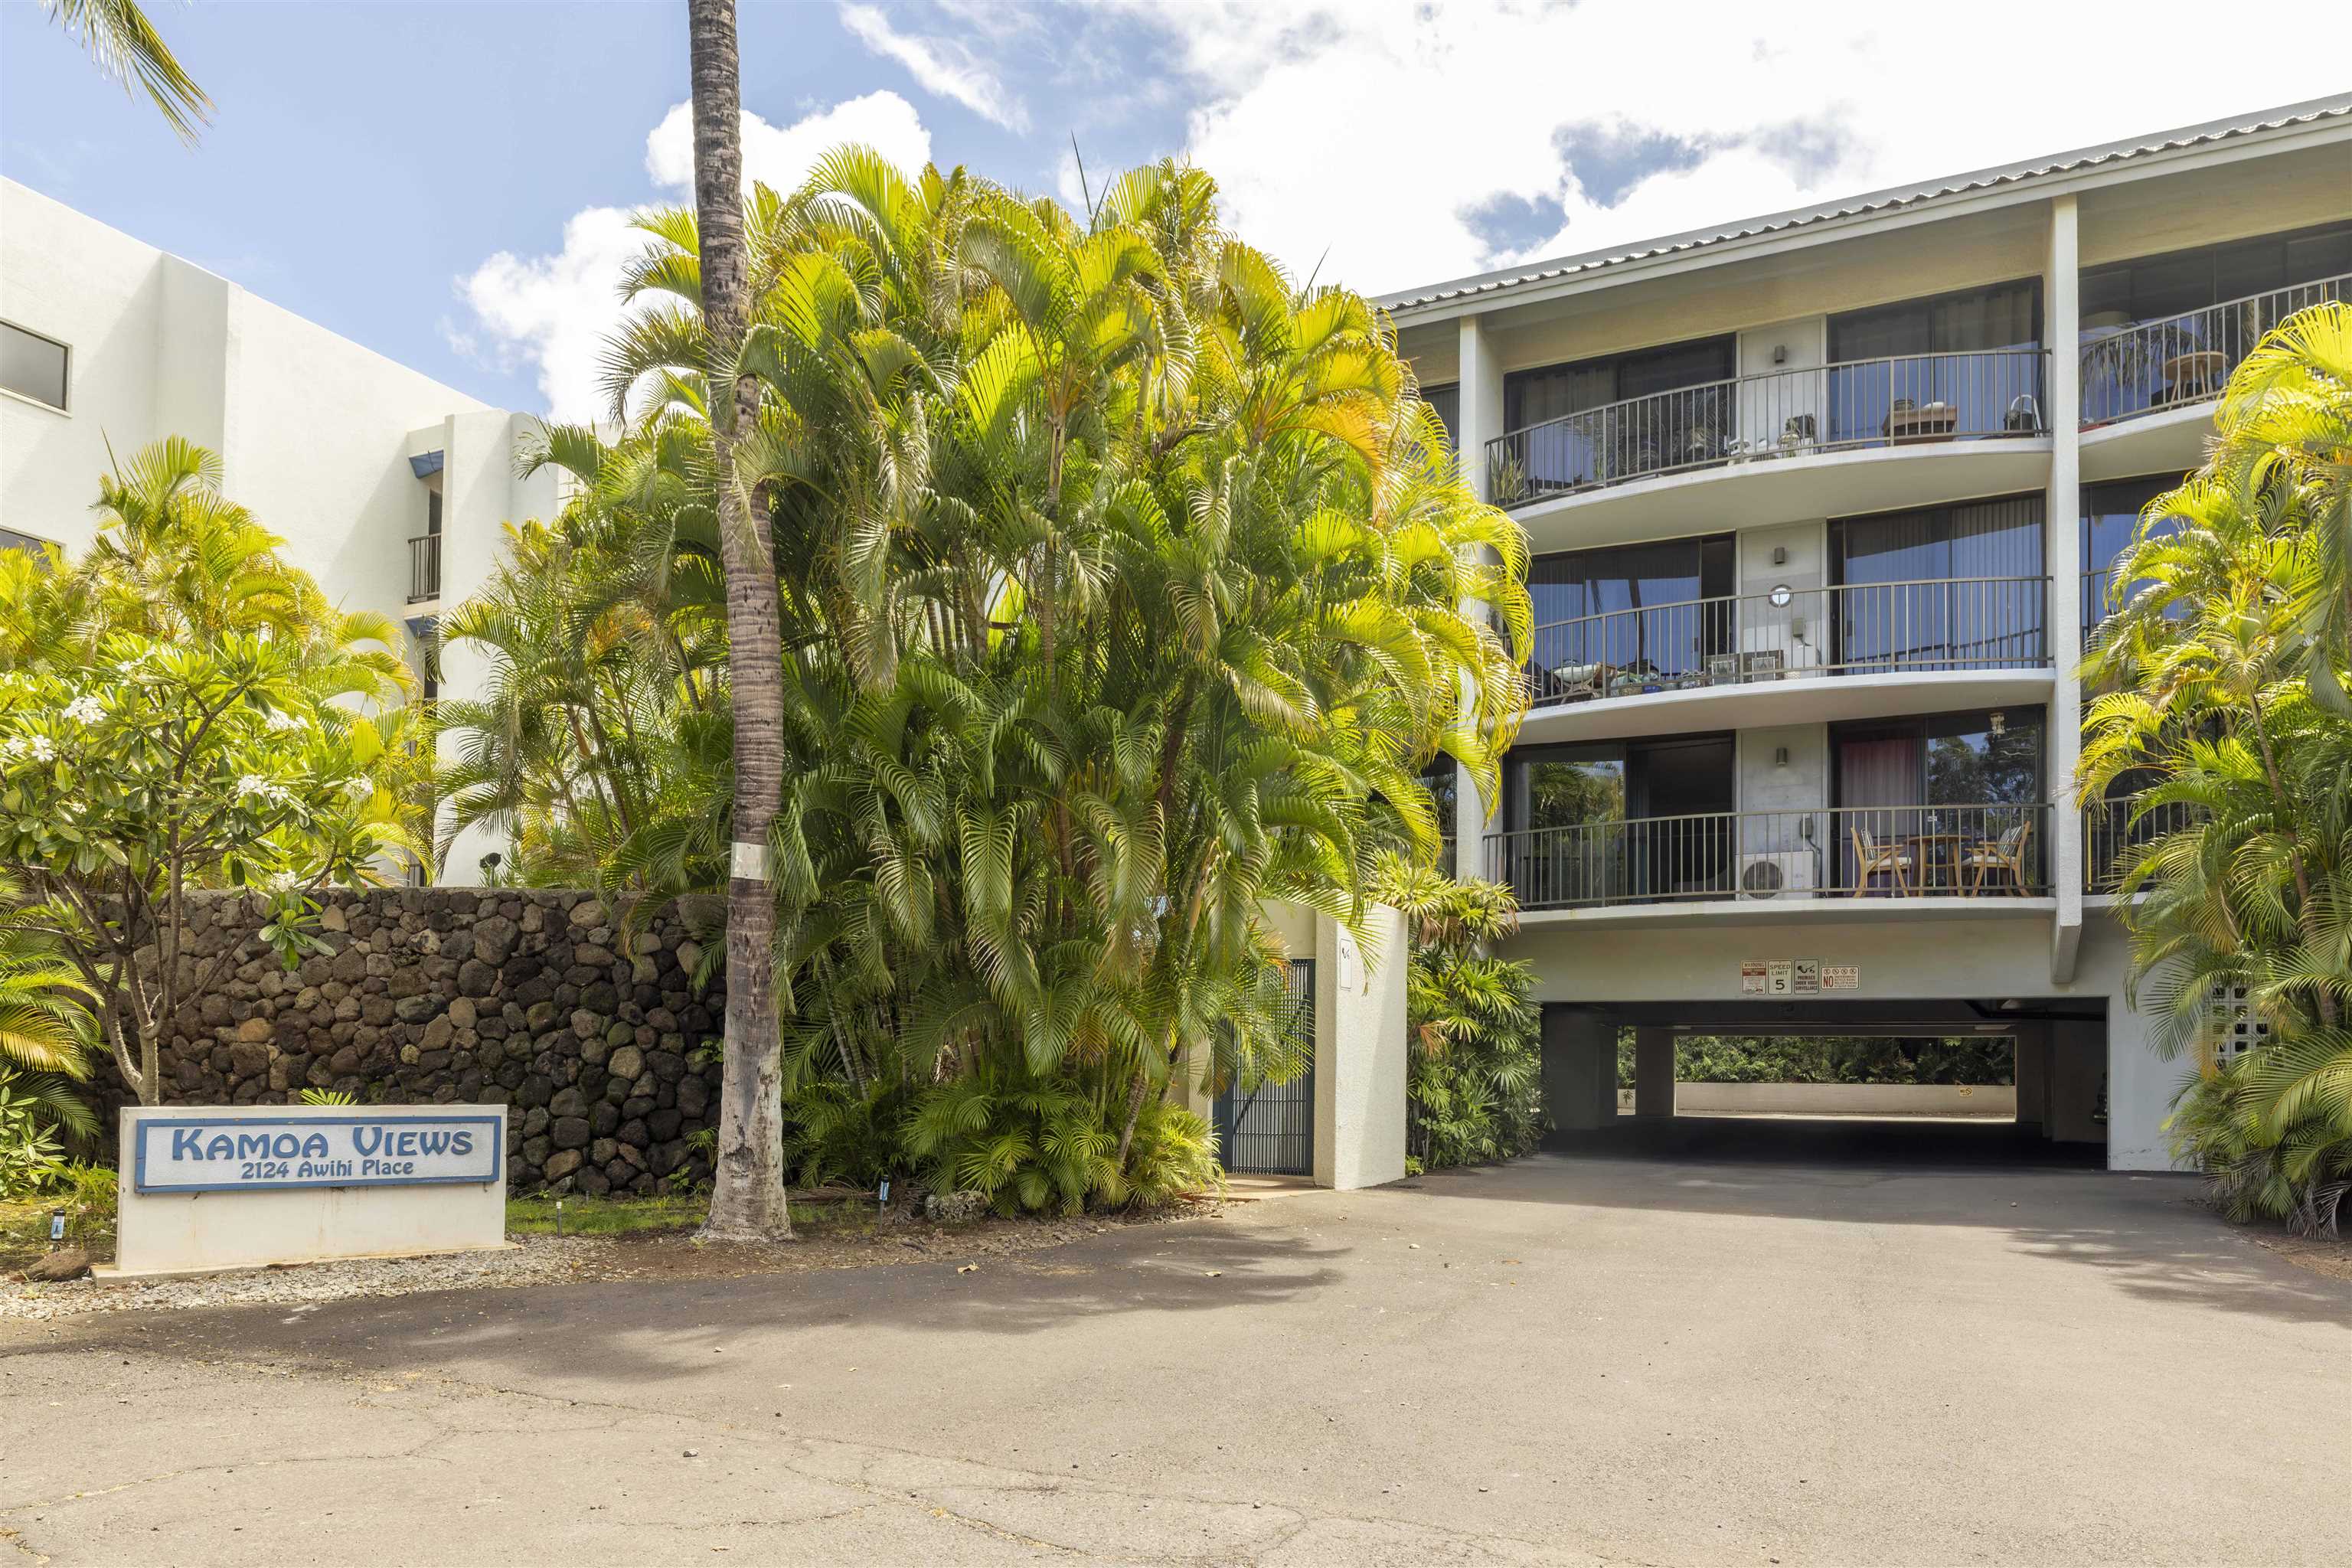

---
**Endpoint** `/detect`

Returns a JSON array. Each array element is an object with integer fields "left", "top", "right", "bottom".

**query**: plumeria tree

[
  {"left": 0, "top": 635, "right": 416, "bottom": 1103},
  {"left": 0, "top": 438, "right": 425, "bottom": 1106}
]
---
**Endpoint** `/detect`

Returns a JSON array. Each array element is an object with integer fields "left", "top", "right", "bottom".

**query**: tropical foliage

[
  {"left": 1644, "top": 1035, "right": 2014, "bottom": 1086},
  {"left": 433, "top": 153, "right": 1530, "bottom": 1207},
  {"left": 1377, "top": 859, "right": 1544, "bottom": 1171},
  {"left": 2082, "top": 301, "right": 2352, "bottom": 1234},
  {"left": 0, "top": 873, "right": 100, "bottom": 1154},
  {"left": 37, "top": 0, "right": 211, "bottom": 143},
  {"left": 0, "top": 439, "right": 427, "bottom": 1105}
]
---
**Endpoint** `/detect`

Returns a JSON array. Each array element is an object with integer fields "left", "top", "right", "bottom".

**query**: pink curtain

[{"left": 1839, "top": 737, "right": 1920, "bottom": 890}]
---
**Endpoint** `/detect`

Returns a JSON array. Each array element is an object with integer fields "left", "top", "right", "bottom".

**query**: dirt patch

[
  {"left": 2248, "top": 1230, "right": 2352, "bottom": 1283},
  {"left": 2, "top": 1201, "right": 1223, "bottom": 1321}
]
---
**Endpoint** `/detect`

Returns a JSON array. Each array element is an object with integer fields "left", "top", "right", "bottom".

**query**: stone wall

[{"left": 141, "top": 888, "right": 725, "bottom": 1195}]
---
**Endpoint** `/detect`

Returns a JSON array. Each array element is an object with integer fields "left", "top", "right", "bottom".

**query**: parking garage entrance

[{"left": 1538, "top": 998, "right": 2109, "bottom": 1166}]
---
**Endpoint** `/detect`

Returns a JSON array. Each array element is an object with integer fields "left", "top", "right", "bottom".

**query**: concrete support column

[
  {"left": 1633, "top": 1027, "right": 1676, "bottom": 1119},
  {"left": 2046, "top": 195, "right": 2086, "bottom": 982},
  {"left": 2011, "top": 1020, "right": 2053, "bottom": 1135},
  {"left": 1453, "top": 311, "right": 1509, "bottom": 879},
  {"left": 1542, "top": 1007, "right": 1618, "bottom": 1133}
]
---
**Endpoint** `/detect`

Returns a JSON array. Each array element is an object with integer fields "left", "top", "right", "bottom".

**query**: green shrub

[
  {"left": 1377, "top": 859, "right": 1546, "bottom": 1171},
  {"left": 900, "top": 1068, "right": 1216, "bottom": 1215}
]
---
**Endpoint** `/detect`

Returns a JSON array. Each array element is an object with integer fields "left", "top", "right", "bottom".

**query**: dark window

[
  {"left": 1503, "top": 733, "right": 1735, "bottom": 903},
  {"left": 426, "top": 488, "right": 443, "bottom": 537},
  {"left": 1527, "top": 534, "right": 1735, "bottom": 683},
  {"left": 1504, "top": 335, "right": 1734, "bottom": 430},
  {"left": 1830, "top": 279, "right": 2042, "bottom": 361},
  {"left": 1832, "top": 709, "right": 2046, "bottom": 889},
  {"left": 2079, "top": 220, "right": 2352, "bottom": 330},
  {"left": 2081, "top": 475, "right": 2188, "bottom": 631},
  {"left": 1, "top": 527, "right": 53, "bottom": 557},
  {"left": 1830, "top": 496, "right": 2046, "bottom": 670},
  {"left": 1, "top": 321, "right": 69, "bottom": 410},
  {"left": 1834, "top": 710, "right": 2043, "bottom": 808},
  {"left": 1421, "top": 383, "right": 1459, "bottom": 450}
]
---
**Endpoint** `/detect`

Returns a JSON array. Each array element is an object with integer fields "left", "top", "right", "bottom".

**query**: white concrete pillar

[
  {"left": 1312, "top": 907, "right": 1408, "bottom": 1190},
  {"left": 1633, "top": 1027, "right": 1676, "bottom": 1118},
  {"left": 1454, "top": 312, "right": 1509, "bottom": 878},
  {"left": 2046, "top": 196, "right": 2086, "bottom": 982},
  {"left": 2104, "top": 998, "right": 2187, "bottom": 1170}
]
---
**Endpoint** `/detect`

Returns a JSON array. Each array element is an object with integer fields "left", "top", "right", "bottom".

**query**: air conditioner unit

[
  {"left": 1739, "top": 851, "right": 1815, "bottom": 900},
  {"left": 1740, "top": 616, "right": 1824, "bottom": 678}
]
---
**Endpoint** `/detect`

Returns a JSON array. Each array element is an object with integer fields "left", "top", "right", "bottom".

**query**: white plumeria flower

[
  {"left": 5, "top": 734, "right": 57, "bottom": 763},
  {"left": 61, "top": 696, "right": 105, "bottom": 724},
  {"left": 234, "top": 773, "right": 298, "bottom": 808}
]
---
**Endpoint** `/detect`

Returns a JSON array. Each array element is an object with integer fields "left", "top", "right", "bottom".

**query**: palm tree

[
  {"left": 685, "top": 0, "right": 794, "bottom": 1242},
  {"left": 2082, "top": 302, "right": 2352, "bottom": 1234},
  {"left": 38, "top": 0, "right": 212, "bottom": 144},
  {"left": 0, "top": 877, "right": 98, "bottom": 1144}
]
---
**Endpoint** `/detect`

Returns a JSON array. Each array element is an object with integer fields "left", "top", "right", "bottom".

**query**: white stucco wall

[
  {"left": 3, "top": 180, "right": 555, "bottom": 884},
  {"left": 1313, "top": 903, "right": 1409, "bottom": 1191}
]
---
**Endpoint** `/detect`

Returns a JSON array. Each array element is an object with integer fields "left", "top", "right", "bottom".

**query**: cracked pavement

[{"left": 4, "top": 1145, "right": 2347, "bottom": 1566}]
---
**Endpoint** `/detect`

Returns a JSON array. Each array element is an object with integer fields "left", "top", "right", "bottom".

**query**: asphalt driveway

[{"left": 5, "top": 1143, "right": 2347, "bottom": 1566}]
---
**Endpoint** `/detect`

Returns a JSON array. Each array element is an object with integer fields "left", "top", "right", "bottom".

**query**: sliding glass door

[
  {"left": 1527, "top": 534, "right": 1734, "bottom": 693},
  {"left": 1832, "top": 710, "right": 2044, "bottom": 891},
  {"left": 1826, "top": 279, "right": 2043, "bottom": 446},
  {"left": 1502, "top": 335, "right": 1735, "bottom": 490},
  {"left": 1503, "top": 735, "right": 1733, "bottom": 904},
  {"left": 1831, "top": 496, "right": 2045, "bottom": 671}
]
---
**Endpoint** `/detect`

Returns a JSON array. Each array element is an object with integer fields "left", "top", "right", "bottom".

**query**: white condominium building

[
  {"left": 1383, "top": 98, "right": 2351, "bottom": 1171},
  {"left": 0, "top": 178, "right": 552, "bottom": 882}
]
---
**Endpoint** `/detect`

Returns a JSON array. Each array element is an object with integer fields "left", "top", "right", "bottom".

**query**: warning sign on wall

[
  {"left": 1740, "top": 961, "right": 1768, "bottom": 995},
  {"left": 1823, "top": 965, "right": 1859, "bottom": 990}
]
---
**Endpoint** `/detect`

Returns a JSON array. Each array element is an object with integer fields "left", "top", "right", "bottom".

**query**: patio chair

[
  {"left": 1962, "top": 817, "right": 2034, "bottom": 897},
  {"left": 1537, "top": 662, "right": 1603, "bottom": 704},
  {"left": 1849, "top": 824, "right": 1913, "bottom": 897},
  {"left": 2004, "top": 394, "right": 2043, "bottom": 433}
]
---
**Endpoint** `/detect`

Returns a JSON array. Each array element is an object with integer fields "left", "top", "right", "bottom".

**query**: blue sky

[{"left": 6, "top": 1, "right": 2345, "bottom": 421}]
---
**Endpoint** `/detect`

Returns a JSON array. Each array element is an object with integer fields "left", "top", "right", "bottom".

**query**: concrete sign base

[{"left": 103, "top": 1105, "right": 511, "bottom": 1280}]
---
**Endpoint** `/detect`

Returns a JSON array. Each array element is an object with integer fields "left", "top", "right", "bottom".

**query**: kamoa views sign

[{"left": 132, "top": 1112, "right": 504, "bottom": 1194}]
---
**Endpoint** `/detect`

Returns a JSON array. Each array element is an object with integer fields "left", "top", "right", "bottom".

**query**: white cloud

[
  {"left": 643, "top": 90, "right": 933, "bottom": 192},
  {"left": 457, "top": 93, "right": 933, "bottom": 421},
  {"left": 1112, "top": 0, "right": 2351, "bottom": 298},
  {"left": 840, "top": 4, "right": 1029, "bottom": 132}
]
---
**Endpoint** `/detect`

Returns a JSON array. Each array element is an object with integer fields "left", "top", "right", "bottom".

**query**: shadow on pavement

[{"left": 1393, "top": 1135, "right": 2352, "bottom": 1328}]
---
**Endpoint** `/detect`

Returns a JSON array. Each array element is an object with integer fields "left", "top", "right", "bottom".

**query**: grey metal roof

[{"left": 1378, "top": 96, "right": 2352, "bottom": 316}]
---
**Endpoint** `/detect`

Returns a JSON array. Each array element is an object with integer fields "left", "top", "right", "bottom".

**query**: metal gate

[{"left": 1214, "top": 959, "right": 1315, "bottom": 1175}]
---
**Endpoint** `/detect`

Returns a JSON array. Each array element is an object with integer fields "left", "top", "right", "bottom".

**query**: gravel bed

[{"left": 0, "top": 1236, "right": 601, "bottom": 1321}]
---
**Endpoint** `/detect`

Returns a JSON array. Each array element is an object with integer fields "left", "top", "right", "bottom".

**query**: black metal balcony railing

[
  {"left": 1484, "top": 803, "right": 2052, "bottom": 910},
  {"left": 1484, "top": 350, "right": 2049, "bottom": 508},
  {"left": 1524, "top": 577, "right": 2049, "bottom": 708},
  {"left": 409, "top": 534, "right": 441, "bottom": 603},
  {"left": 2083, "top": 799, "right": 2200, "bottom": 893},
  {"left": 2079, "top": 273, "right": 2349, "bottom": 427}
]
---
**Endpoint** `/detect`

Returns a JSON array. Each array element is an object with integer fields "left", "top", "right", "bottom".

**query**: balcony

[
  {"left": 1485, "top": 803, "right": 2052, "bottom": 913},
  {"left": 1530, "top": 576, "right": 2048, "bottom": 702},
  {"left": 2083, "top": 798, "right": 2200, "bottom": 894},
  {"left": 2080, "top": 273, "right": 2348, "bottom": 429},
  {"left": 1484, "top": 350, "right": 2049, "bottom": 511},
  {"left": 409, "top": 534, "right": 441, "bottom": 603}
]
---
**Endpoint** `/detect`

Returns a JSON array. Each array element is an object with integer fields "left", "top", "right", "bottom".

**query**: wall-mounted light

[
  {"left": 1769, "top": 584, "right": 1793, "bottom": 607},
  {"left": 1989, "top": 710, "right": 2007, "bottom": 737},
  {"left": 1772, "top": 344, "right": 1788, "bottom": 364},
  {"left": 1774, "top": 746, "right": 1789, "bottom": 766},
  {"left": 1771, "top": 545, "right": 1788, "bottom": 566}
]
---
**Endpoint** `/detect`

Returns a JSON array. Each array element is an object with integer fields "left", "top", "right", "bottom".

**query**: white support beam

[
  {"left": 2046, "top": 195, "right": 2086, "bottom": 985},
  {"left": 1453, "top": 312, "right": 1509, "bottom": 871}
]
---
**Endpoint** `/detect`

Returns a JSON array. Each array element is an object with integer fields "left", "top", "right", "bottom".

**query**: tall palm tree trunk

[{"left": 688, "top": 0, "right": 792, "bottom": 1242}]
